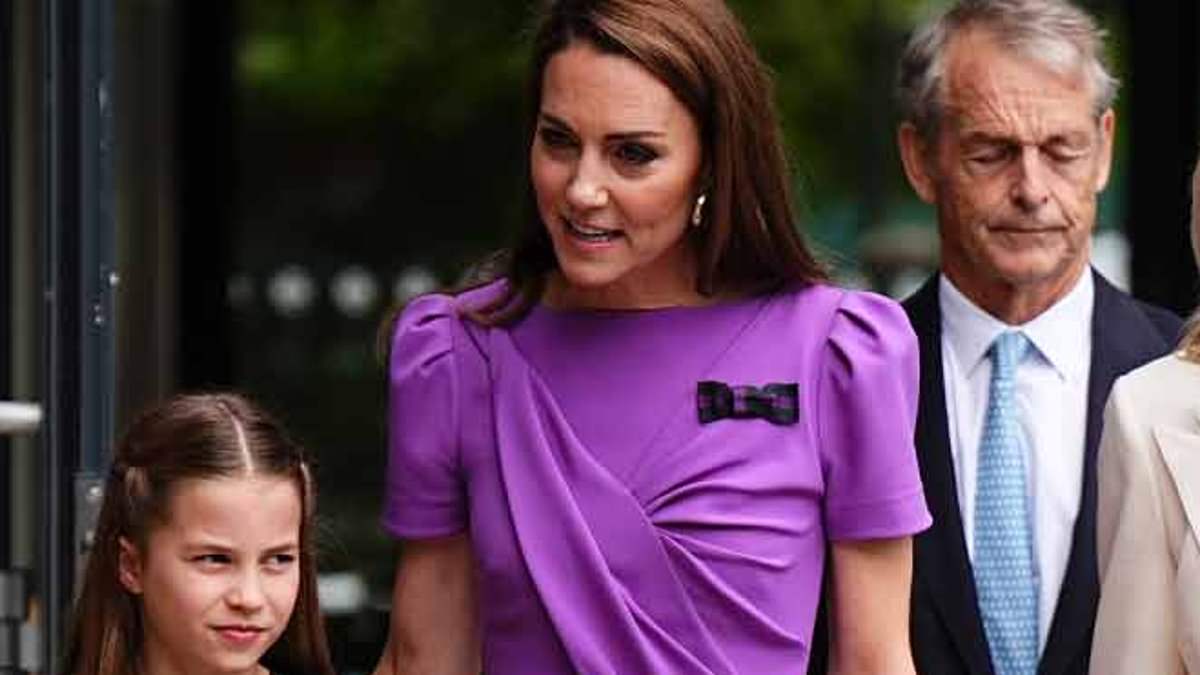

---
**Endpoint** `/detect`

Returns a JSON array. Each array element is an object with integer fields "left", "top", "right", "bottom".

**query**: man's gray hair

[{"left": 897, "top": 0, "right": 1119, "bottom": 140}]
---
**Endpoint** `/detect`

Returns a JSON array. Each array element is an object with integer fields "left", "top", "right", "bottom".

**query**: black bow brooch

[{"left": 696, "top": 381, "right": 799, "bottom": 425}]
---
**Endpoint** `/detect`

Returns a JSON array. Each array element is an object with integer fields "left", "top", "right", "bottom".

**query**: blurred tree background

[{"left": 216, "top": 0, "right": 1128, "bottom": 667}]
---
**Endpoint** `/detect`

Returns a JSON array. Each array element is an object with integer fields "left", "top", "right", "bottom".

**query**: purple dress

[{"left": 383, "top": 281, "right": 931, "bottom": 674}]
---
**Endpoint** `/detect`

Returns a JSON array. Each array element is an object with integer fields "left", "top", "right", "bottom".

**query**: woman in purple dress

[{"left": 373, "top": 1, "right": 930, "bottom": 673}]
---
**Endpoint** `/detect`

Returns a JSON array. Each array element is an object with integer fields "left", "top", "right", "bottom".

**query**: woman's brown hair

[
  {"left": 467, "top": 0, "right": 826, "bottom": 324},
  {"left": 1181, "top": 158, "right": 1200, "bottom": 362},
  {"left": 62, "top": 393, "right": 335, "bottom": 675}
]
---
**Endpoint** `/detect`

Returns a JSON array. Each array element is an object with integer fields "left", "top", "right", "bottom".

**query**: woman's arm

[
  {"left": 372, "top": 534, "right": 480, "bottom": 675},
  {"left": 826, "top": 537, "right": 916, "bottom": 675}
]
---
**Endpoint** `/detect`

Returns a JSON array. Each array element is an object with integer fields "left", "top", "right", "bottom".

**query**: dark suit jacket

[
  {"left": 903, "top": 270, "right": 1180, "bottom": 675},
  {"left": 805, "top": 270, "right": 1178, "bottom": 674}
]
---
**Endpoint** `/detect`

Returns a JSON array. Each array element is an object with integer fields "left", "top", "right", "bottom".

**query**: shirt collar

[{"left": 939, "top": 270, "right": 1093, "bottom": 382}]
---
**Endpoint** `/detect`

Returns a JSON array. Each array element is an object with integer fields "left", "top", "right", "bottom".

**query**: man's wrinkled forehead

[{"left": 938, "top": 28, "right": 1100, "bottom": 137}]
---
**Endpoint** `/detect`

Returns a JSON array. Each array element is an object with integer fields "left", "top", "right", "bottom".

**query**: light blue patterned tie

[{"left": 974, "top": 331, "right": 1038, "bottom": 675}]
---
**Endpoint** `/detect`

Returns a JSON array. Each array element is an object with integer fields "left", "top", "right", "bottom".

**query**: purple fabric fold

[{"left": 490, "top": 328, "right": 736, "bottom": 674}]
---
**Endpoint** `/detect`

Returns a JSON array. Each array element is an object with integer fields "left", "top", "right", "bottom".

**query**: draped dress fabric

[{"left": 382, "top": 281, "right": 931, "bottom": 674}]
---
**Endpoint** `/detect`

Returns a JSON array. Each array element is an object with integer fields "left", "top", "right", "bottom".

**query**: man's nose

[{"left": 1011, "top": 146, "right": 1051, "bottom": 212}]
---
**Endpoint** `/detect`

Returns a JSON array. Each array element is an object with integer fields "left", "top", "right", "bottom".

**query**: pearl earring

[{"left": 691, "top": 194, "right": 707, "bottom": 228}]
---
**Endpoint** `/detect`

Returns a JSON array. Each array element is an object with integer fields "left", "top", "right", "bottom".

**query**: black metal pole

[
  {"left": 79, "top": 0, "right": 117, "bottom": 476},
  {"left": 41, "top": 0, "right": 81, "bottom": 667},
  {"left": 41, "top": 0, "right": 116, "bottom": 668},
  {"left": 0, "top": 0, "right": 14, "bottom": 576}
]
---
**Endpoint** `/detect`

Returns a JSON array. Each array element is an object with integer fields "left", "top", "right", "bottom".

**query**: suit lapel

[
  {"left": 1156, "top": 414, "right": 1200, "bottom": 675},
  {"left": 905, "top": 278, "right": 994, "bottom": 674},
  {"left": 1039, "top": 271, "right": 1175, "bottom": 674},
  {"left": 1155, "top": 413, "right": 1200, "bottom": 546}
]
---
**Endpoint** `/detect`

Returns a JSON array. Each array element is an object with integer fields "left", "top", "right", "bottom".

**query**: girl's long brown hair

[
  {"left": 469, "top": 0, "right": 826, "bottom": 324},
  {"left": 62, "top": 393, "right": 335, "bottom": 675}
]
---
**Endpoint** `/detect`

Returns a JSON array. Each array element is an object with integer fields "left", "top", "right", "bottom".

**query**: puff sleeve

[
  {"left": 817, "top": 291, "right": 931, "bottom": 541},
  {"left": 380, "top": 294, "right": 468, "bottom": 539}
]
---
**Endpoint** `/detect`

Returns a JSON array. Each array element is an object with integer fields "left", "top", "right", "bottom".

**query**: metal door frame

[{"left": 35, "top": 0, "right": 116, "bottom": 669}]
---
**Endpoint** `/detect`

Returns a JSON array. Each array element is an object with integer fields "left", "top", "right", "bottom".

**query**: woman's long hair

[
  {"left": 1181, "top": 159, "right": 1200, "bottom": 362},
  {"left": 465, "top": 0, "right": 826, "bottom": 324},
  {"left": 62, "top": 393, "right": 335, "bottom": 675}
]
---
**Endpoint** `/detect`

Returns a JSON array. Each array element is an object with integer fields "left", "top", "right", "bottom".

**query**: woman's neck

[{"left": 543, "top": 260, "right": 719, "bottom": 310}]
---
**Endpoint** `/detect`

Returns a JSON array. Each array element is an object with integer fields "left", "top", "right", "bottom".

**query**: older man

[{"left": 894, "top": 1, "right": 1180, "bottom": 674}]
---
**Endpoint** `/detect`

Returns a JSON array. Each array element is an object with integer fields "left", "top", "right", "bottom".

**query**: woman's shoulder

[
  {"left": 393, "top": 279, "right": 508, "bottom": 345},
  {"left": 399, "top": 278, "right": 507, "bottom": 323},
  {"left": 390, "top": 293, "right": 457, "bottom": 368},
  {"left": 770, "top": 282, "right": 905, "bottom": 317},
  {"left": 1118, "top": 352, "right": 1200, "bottom": 390},
  {"left": 452, "top": 277, "right": 511, "bottom": 315},
  {"left": 1109, "top": 354, "right": 1200, "bottom": 431},
  {"left": 768, "top": 283, "right": 915, "bottom": 351},
  {"left": 388, "top": 280, "right": 509, "bottom": 388}
]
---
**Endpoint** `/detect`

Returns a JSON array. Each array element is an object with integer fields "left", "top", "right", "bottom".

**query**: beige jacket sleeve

[{"left": 1091, "top": 360, "right": 1200, "bottom": 675}]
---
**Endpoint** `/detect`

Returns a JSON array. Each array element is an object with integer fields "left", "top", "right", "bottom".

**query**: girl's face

[
  {"left": 530, "top": 41, "right": 705, "bottom": 309},
  {"left": 119, "top": 475, "right": 302, "bottom": 675}
]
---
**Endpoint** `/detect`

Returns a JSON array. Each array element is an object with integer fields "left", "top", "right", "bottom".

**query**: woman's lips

[{"left": 564, "top": 218, "right": 622, "bottom": 243}]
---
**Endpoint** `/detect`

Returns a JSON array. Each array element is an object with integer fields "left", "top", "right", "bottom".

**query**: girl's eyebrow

[
  {"left": 179, "top": 540, "right": 298, "bottom": 555},
  {"left": 263, "top": 541, "right": 300, "bottom": 554},
  {"left": 181, "top": 541, "right": 234, "bottom": 554}
]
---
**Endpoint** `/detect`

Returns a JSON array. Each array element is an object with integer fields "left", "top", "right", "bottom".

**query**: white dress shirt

[{"left": 939, "top": 272, "right": 1093, "bottom": 655}]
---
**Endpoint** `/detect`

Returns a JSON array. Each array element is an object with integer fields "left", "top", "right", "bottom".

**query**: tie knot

[{"left": 990, "top": 331, "right": 1030, "bottom": 377}]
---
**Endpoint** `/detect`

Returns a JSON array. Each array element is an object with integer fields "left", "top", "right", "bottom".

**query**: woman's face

[
  {"left": 531, "top": 41, "right": 704, "bottom": 308},
  {"left": 119, "top": 475, "right": 302, "bottom": 675}
]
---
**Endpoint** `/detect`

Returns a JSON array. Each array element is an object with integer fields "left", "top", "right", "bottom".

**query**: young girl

[{"left": 63, "top": 393, "right": 335, "bottom": 675}]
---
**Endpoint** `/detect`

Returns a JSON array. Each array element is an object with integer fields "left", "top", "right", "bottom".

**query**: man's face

[{"left": 902, "top": 28, "right": 1114, "bottom": 307}]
